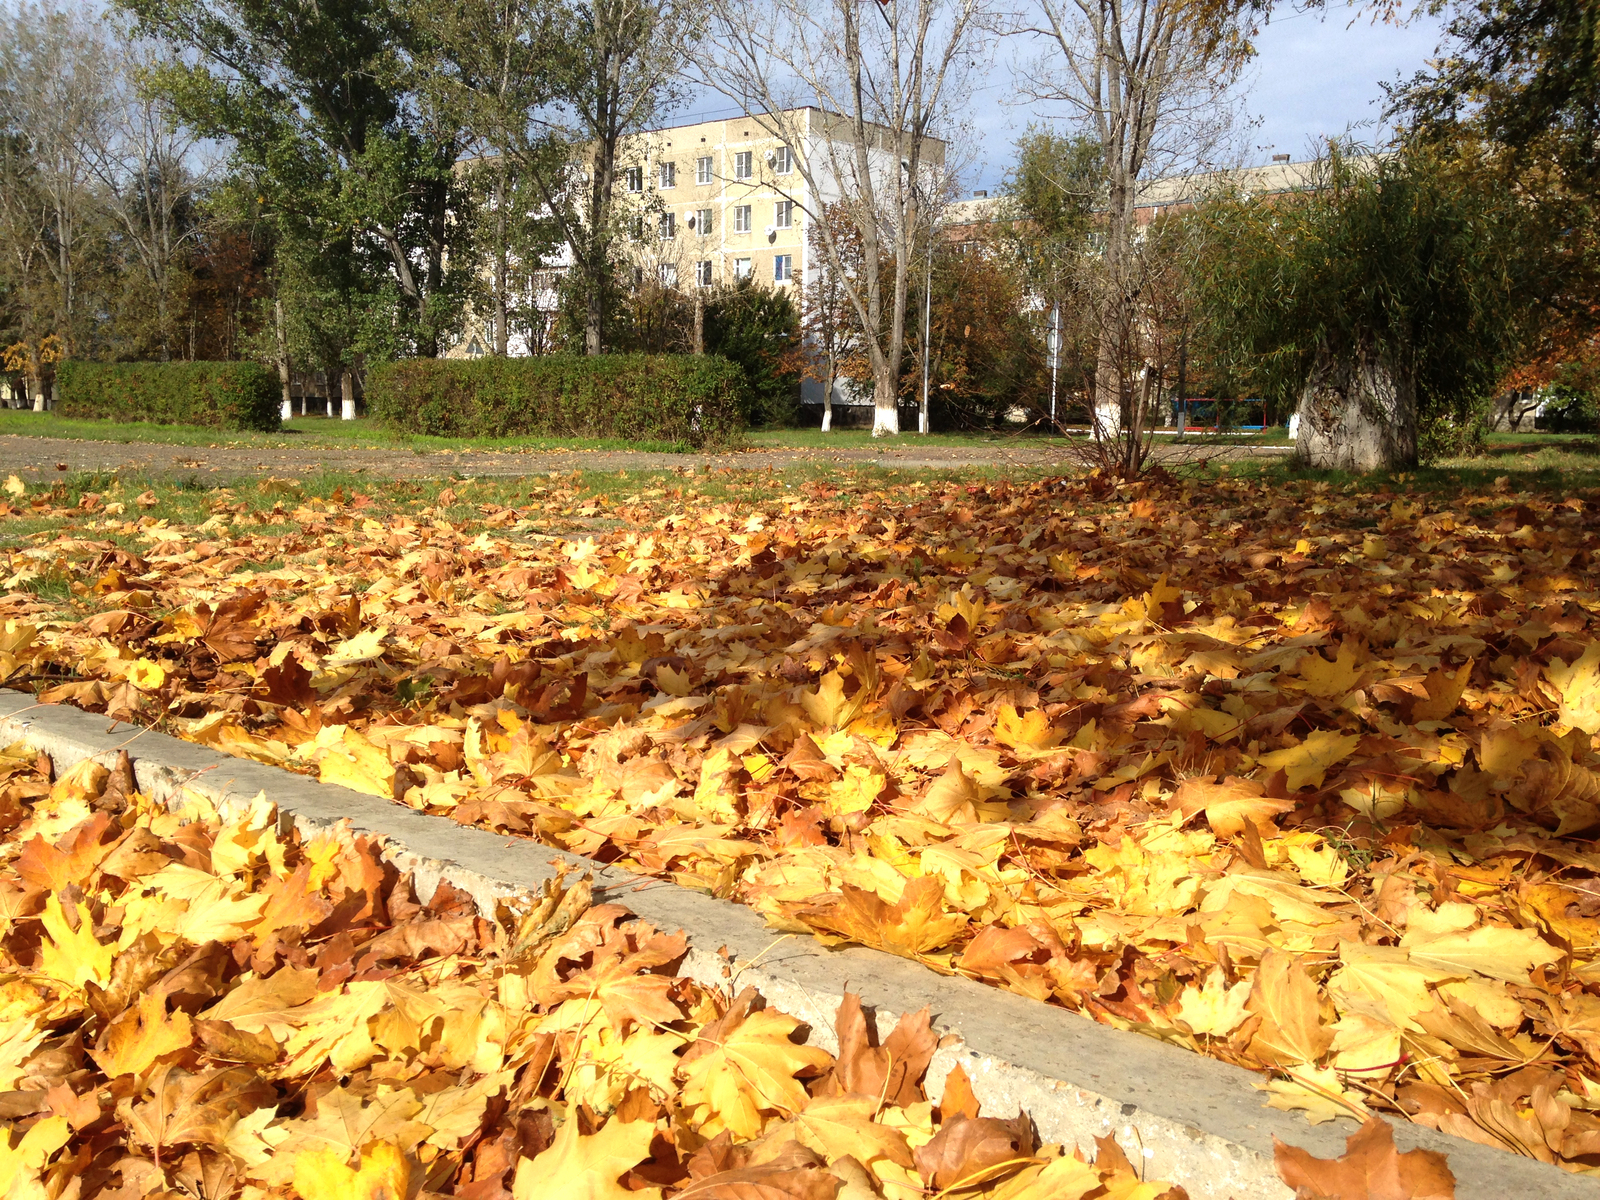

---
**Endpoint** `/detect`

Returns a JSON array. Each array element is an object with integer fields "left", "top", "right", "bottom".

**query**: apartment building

[{"left": 449, "top": 108, "right": 945, "bottom": 361}]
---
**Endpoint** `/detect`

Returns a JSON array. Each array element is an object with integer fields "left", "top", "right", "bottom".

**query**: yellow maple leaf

[
  {"left": 993, "top": 704, "right": 1063, "bottom": 753},
  {"left": 1545, "top": 643, "right": 1600, "bottom": 734},
  {"left": 92, "top": 990, "right": 193, "bottom": 1079},
  {"left": 983, "top": 1152, "right": 1103, "bottom": 1200},
  {"left": 292, "top": 1138, "right": 409, "bottom": 1200},
  {"left": 126, "top": 658, "right": 166, "bottom": 691},
  {"left": 1257, "top": 1064, "right": 1369, "bottom": 1125},
  {"left": 511, "top": 1117, "right": 660, "bottom": 1200},
  {"left": 679, "top": 1008, "right": 833, "bottom": 1138},
  {"left": 37, "top": 896, "right": 114, "bottom": 993},
  {"left": 824, "top": 765, "right": 887, "bottom": 818},
  {"left": 1400, "top": 915, "right": 1562, "bottom": 984},
  {"left": 2, "top": 475, "right": 24, "bottom": 499},
  {"left": 792, "top": 1092, "right": 914, "bottom": 1167},
  {"left": 1174, "top": 969, "right": 1251, "bottom": 1037},
  {"left": 315, "top": 727, "right": 396, "bottom": 799},
  {"left": 321, "top": 627, "right": 388, "bottom": 670},
  {"left": 0, "top": 1115, "right": 71, "bottom": 1196},
  {"left": 1412, "top": 659, "right": 1473, "bottom": 722},
  {"left": 1285, "top": 640, "right": 1365, "bottom": 699},
  {"left": 802, "top": 670, "right": 865, "bottom": 730},
  {"left": 1257, "top": 729, "right": 1360, "bottom": 792}
]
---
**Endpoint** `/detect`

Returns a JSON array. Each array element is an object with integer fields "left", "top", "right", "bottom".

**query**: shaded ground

[{"left": 0, "top": 432, "right": 1290, "bottom": 482}]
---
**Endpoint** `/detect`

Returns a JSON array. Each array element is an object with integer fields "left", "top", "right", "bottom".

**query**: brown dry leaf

[
  {"left": 796, "top": 878, "right": 967, "bottom": 958},
  {"left": 1275, "top": 1117, "right": 1455, "bottom": 1200},
  {"left": 913, "top": 1113, "right": 1036, "bottom": 1190},
  {"left": 1247, "top": 950, "right": 1334, "bottom": 1068}
]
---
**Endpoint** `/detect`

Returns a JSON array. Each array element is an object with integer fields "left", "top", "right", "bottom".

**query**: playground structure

[{"left": 1172, "top": 397, "right": 1267, "bottom": 432}]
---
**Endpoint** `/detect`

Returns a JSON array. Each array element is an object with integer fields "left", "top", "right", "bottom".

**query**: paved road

[{"left": 0, "top": 433, "right": 1291, "bottom": 483}]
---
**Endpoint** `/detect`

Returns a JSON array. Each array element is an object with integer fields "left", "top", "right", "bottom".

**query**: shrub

[
  {"left": 702, "top": 280, "right": 801, "bottom": 428},
  {"left": 366, "top": 355, "right": 744, "bottom": 447},
  {"left": 54, "top": 361, "right": 281, "bottom": 431}
]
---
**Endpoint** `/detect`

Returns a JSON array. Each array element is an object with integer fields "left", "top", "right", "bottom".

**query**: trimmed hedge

[
  {"left": 366, "top": 355, "right": 744, "bottom": 447},
  {"left": 54, "top": 361, "right": 281, "bottom": 432}
]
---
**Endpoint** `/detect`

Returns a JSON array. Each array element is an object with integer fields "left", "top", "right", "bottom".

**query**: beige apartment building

[
  {"left": 449, "top": 107, "right": 945, "bottom": 362},
  {"left": 620, "top": 111, "right": 814, "bottom": 293}
]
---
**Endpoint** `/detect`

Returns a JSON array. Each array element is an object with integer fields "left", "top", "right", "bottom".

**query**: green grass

[{"left": 0, "top": 410, "right": 690, "bottom": 454}]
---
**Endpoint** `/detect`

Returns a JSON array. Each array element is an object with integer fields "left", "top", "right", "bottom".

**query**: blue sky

[
  {"left": 673, "top": 8, "right": 1449, "bottom": 193},
  {"left": 947, "top": 6, "right": 1452, "bottom": 190},
  {"left": 959, "top": 9, "right": 1449, "bottom": 191}
]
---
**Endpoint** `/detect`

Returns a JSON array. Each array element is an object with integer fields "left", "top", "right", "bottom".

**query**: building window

[
  {"left": 774, "top": 200, "right": 793, "bottom": 229},
  {"left": 660, "top": 212, "right": 676, "bottom": 239},
  {"left": 733, "top": 256, "right": 751, "bottom": 281},
  {"left": 694, "top": 207, "right": 713, "bottom": 235},
  {"left": 773, "top": 254, "right": 792, "bottom": 282},
  {"left": 625, "top": 167, "right": 643, "bottom": 193},
  {"left": 734, "top": 151, "right": 752, "bottom": 180},
  {"left": 659, "top": 263, "right": 677, "bottom": 286},
  {"left": 696, "top": 259, "right": 713, "bottom": 287},
  {"left": 733, "top": 204, "right": 751, "bottom": 233},
  {"left": 696, "top": 156, "right": 713, "bottom": 185},
  {"left": 659, "top": 160, "right": 676, "bottom": 188},
  {"left": 630, "top": 215, "right": 644, "bottom": 239},
  {"left": 773, "top": 145, "right": 793, "bottom": 174}
]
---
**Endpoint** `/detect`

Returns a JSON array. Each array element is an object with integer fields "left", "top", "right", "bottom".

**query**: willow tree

[{"left": 1193, "top": 146, "right": 1536, "bottom": 470}]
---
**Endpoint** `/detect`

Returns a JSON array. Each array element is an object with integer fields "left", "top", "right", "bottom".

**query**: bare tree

[
  {"left": 88, "top": 32, "right": 208, "bottom": 361},
  {"left": 698, "top": 0, "right": 996, "bottom": 435},
  {"left": 425, "top": 0, "right": 699, "bottom": 356},
  {"left": 1019, "top": 0, "right": 1247, "bottom": 468},
  {"left": 0, "top": 1, "right": 111, "bottom": 362}
]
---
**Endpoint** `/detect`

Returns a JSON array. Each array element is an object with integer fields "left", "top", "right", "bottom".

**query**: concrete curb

[{"left": 1, "top": 693, "right": 1589, "bottom": 1200}]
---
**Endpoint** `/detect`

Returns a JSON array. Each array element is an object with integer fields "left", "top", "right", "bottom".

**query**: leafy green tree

[
  {"left": 1396, "top": 0, "right": 1600, "bottom": 410},
  {"left": 120, "top": 0, "right": 473, "bottom": 362},
  {"left": 703, "top": 277, "right": 800, "bottom": 428},
  {"left": 1192, "top": 146, "right": 1538, "bottom": 469}
]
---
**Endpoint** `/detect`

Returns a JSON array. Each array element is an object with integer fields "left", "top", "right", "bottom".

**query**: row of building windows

[
  {"left": 633, "top": 201, "right": 795, "bottom": 240},
  {"left": 625, "top": 146, "right": 794, "bottom": 193},
  {"left": 652, "top": 254, "right": 794, "bottom": 287}
]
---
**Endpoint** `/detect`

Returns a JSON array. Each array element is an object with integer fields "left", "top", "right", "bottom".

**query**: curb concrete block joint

[{"left": 0, "top": 692, "right": 1589, "bottom": 1200}]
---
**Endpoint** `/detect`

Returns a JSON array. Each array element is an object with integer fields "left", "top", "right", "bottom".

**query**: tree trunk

[
  {"left": 274, "top": 299, "right": 293, "bottom": 422},
  {"left": 27, "top": 344, "right": 43, "bottom": 412},
  {"left": 693, "top": 291, "right": 704, "bottom": 355},
  {"left": 494, "top": 170, "right": 509, "bottom": 356},
  {"left": 821, "top": 356, "right": 835, "bottom": 433},
  {"left": 872, "top": 371, "right": 899, "bottom": 436},
  {"left": 1294, "top": 335, "right": 1416, "bottom": 471},
  {"left": 341, "top": 368, "right": 356, "bottom": 421}
]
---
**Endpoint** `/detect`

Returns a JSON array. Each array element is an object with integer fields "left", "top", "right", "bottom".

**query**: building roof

[{"left": 943, "top": 154, "right": 1381, "bottom": 227}]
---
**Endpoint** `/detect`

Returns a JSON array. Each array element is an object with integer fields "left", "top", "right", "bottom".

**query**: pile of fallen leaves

[
  {"left": 0, "top": 743, "right": 1209, "bottom": 1199},
  {"left": 6, "top": 467, "right": 1600, "bottom": 1173}
]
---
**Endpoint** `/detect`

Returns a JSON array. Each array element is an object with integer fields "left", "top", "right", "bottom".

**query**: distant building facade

[{"left": 448, "top": 107, "right": 946, "bottom": 384}]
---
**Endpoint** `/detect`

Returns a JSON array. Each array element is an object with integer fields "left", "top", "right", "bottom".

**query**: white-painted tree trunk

[
  {"left": 281, "top": 400, "right": 292, "bottom": 421},
  {"left": 1294, "top": 337, "right": 1416, "bottom": 471},
  {"left": 340, "top": 369, "right": 356, "bottom": 420}
]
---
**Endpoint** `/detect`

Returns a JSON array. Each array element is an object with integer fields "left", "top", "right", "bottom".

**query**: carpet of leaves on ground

[
  {"left": 4, "top": 467, "right": 1600, "bottom": 1174},
  {"left": 0, "top": 746, "right": 1204, "bottom": 1198}
]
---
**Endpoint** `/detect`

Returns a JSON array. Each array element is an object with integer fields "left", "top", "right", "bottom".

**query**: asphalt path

[{"left": 0, "top": 433, "right": 1291, "bottom": 483}]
